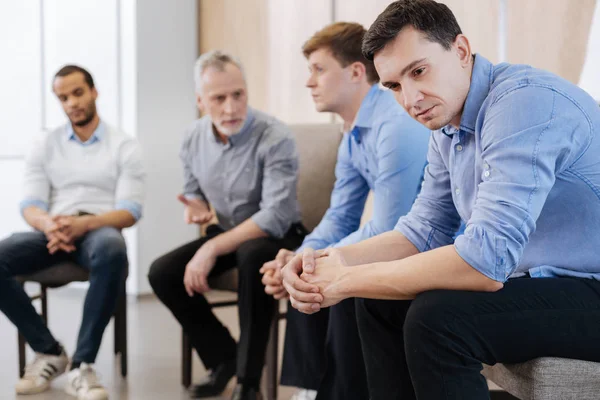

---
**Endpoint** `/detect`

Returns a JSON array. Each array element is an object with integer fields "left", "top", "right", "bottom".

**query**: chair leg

[
  {"left": 182, "top": 330, "right": 192, "bottom": 388},
  {"left": 114, "top": 302, "right": 121, "bottom": 356},
  {"left": 40, "top": 285, "right": 48, "bottom": 325},
  {"left": 114, "top": 285, "right": 127, "bottom": 377},
  {"left": 265, "top": 306, "right": 280, "bottom": 400},
  {"left": 18, "top": 333, "right": 26, "bottom": 378}
]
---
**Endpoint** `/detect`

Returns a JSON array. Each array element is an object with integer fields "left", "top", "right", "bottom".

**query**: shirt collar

[
  {"left": 440, "top": 54, "right": 493, "bottom": 137},
  {"left": 212, "top": 107, "right": 256, "bottom": 147},
  {"left": 65, "top": 120, "right": 105, "bottom": 145},
  {"left": 350, "top": 84, "right": 380, "bottom": 142},
  {"left": 354, "top": 84, "right": 380, "bottom": 129}
]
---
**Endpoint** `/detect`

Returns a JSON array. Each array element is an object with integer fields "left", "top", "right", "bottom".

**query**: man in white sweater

[{"left": 0, "top": 65, "right": 145, "bottom": 400}]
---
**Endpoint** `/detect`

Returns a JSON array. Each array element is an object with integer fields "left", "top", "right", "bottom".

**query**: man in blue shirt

[
  {"left": 281, "top": 1, "right": 600, "bottom": 399},
  {"left": 260, "top": 22, "right": 429, "bottom": 400}
]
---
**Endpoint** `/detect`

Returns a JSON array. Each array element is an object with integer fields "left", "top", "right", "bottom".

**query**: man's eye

[{"left": 413, "top": 68, "right": 425, "bottom": 77}]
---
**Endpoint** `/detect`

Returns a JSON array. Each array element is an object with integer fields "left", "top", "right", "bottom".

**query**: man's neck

[
  {"left": 72, "top": 115, "right": 100, "bottom": 142},
  {"left": 212, "top": 125, "right": 229, "bottom": 144},
  {"left": 338, "top": 83, "right": 372, "bottom": 132}
]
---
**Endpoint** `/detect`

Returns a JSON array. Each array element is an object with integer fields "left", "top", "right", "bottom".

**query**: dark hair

[
  {"left": 54, "top": 65, "right": 95, "bottom": 88},
  {"left": 303, "top": 22, "right": 379, "bottom": 84},
  {"left": 362, "top": 0, "right": 462, "bottom": 61}
]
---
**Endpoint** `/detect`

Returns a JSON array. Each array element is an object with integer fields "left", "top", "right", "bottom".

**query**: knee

[
  {"left": 236, "top": 238, "right": 276, "bottom": 276},
  {"left": 147, "top": 254, "right": 173, "bottom": 292},
  {"left": 404, "top": 291, "right": 456, "bottom": 348},
  {"left": 86, "top": 228, "right": 128, "bottom": 274}
]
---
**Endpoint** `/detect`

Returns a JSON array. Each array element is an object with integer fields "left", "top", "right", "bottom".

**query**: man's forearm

[
  {"left": 339, "top": 230, "right": 420, "bottom": 266},
  {"left": 206, "top": 218, "right": 268, "bottom": 256},
  {"left": 81, "top": 210, "right": 136, "bottom": 231},
  {"left": 22, "top": 206, "right": 52, "bottom": 232},
  {"left": 337, "top": 245, "right": 503, "bottom": 301}
]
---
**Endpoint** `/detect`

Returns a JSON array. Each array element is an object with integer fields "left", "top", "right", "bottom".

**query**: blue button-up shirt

[
  {"left": 395, "top": 54, "right": 600, "bottom": 282},
  {"left": 299, "top": 85, "right": 430, "bottom": 251}
]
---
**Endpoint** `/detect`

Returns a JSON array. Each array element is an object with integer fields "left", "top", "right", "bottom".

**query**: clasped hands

[
  {"left": 41, "top": 215, "right": 90, "bottom": 254},
  {"left": 260, "top": 247, "right": 349, "bottom": 314}
]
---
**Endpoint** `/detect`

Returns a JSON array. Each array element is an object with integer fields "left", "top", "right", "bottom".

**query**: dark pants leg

[
  {"left": 356, "top": 277, "right": 600, "bottom": 400},
  {"left": 236, "top": 225, "right": 305, "bottom": 386},
  {"left": 71, "top": 227, "right": 128, "bottom": 363},
  {"left": 0, "top": 232, "right": 67, "bottom": 353},
  {"left": 148, "top": 227, "right": 238, "bottom": 370},
  {"left": 280, "top": 306, "right": 329, "bottom": 390},
  {"left": 315, "top": 298, "right": 369, "bottom": 400}
]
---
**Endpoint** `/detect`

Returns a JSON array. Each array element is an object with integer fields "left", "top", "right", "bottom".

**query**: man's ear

[
  {"left": 196, "top": 94, "right": 205, "bottom": 113},
  {"left": 350, "top": 61, "right": 367, "bottom": 83},
  {"left": 453, "top": 34, "right": 472, "bottom": 69}
]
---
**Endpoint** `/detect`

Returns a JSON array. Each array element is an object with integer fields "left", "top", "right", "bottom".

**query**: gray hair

[{"left": 194, "top": 50, "right": 245, "bottom": 94}]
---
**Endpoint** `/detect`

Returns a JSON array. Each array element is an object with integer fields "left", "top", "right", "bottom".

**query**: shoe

[
  {"left": 15, "top": 348, "right": 69, "bottom": 394},
  {"left": 291, "top": 389, "right": 318, "bottom": 400},
  {"left": 65, "top": 363, "right": 109, "bottom": 400},
  {"left": 189, "top": 358, "right": 236, "bottom": 398},
  {"left": 230, "top": 383, "right": 263, "bottom": 400}
]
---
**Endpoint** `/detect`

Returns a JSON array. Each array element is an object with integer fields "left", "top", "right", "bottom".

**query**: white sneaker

[
  {"left": 15, "top": 349, "right": 69, "bottom": 394},
  {"left": 291, "top": 389, "right": 318, "bottom": 400},
  {"left": 65, "top": 363, "right": 109, "bottom": 400}
]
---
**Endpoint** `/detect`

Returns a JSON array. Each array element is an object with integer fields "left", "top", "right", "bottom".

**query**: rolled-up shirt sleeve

[
  {"left": 394, "top": 131, "right": 462, "bottom": 251},
  {"left": 115, "top": 138, "right": 145, "bottom": 221},
  {"left": 20, "top": 135, "right": 50, "bottom": 216},
  {"left": 454, "top": 87, "right": 582, "bottom": 282},
  {"left": 251, "top": 133, "right": 299, "bottom": 238}
]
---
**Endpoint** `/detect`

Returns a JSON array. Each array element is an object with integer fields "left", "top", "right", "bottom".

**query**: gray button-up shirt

[{"left": 180, "top": 108, "right": 301, "bottom": 238}]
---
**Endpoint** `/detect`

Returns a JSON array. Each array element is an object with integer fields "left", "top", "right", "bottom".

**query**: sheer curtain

[{"left": 507, "top": 0, "right": 597, "bottom": 83}]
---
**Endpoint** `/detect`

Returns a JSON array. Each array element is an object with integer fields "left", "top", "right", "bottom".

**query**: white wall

[
  {"left": 133, "top": 0, "right": 200, "bottom": 294},
  {"left": 0, "top": 0, "right": 199, "bottom": 295},
  {"left": 579, "top": 0, "right": 600, "bottom": 101}
]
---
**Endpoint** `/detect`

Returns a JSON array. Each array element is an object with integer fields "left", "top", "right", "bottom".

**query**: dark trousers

[
  {"left": 148, "top": 224, "right": 305, "bottom": 384},
  {"left": 281, "top": 298, "right": 369, "bottom": 400},
  {"left": 280, "top": 306, "right": 329, "bottom": 390},
  {"left": 0, "top": 228, "right": 128, "bottom": 363},
  {"left": 356, "top": 276, "right": 600, "bottom": 400}
]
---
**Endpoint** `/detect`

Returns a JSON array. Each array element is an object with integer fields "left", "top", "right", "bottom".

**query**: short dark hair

[
  {"left": 362, "top": 0, "right": 462, "bottom": 61},
  {"left": 54, "top": 65, "right": 95, "bottom": 88},
  {"left": 303, "top": 22, "right": 379, "bottom": 84}
]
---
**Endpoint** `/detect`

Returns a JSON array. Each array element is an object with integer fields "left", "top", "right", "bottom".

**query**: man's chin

[{"left": 216, "top": 123, "right": 244, "bottom": 136}]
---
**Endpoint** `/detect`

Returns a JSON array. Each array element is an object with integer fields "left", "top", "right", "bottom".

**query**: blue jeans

[{"left": 0, "top": 227, "right": 128, "bottom": 363}]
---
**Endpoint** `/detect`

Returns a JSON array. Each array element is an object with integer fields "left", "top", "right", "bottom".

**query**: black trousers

[
  {"left": 356, "top": 276, "right": 600, "bottom": 400},
  {"left": 148, "top": 224, "right": 305, "bottom": 384},
  {"left": 281, "top": 298, "right": 369, "bottom": 400},
  {"left": 280, "top": 306, "right": 329, "bottom": 390}
]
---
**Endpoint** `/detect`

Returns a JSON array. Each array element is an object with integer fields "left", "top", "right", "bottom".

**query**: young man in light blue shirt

[
  {"left": 261, "top": 22, "right": 430, "bottom": 400},
  {"left": 281, "top": 1, "right": 600, "bottom": 399}
]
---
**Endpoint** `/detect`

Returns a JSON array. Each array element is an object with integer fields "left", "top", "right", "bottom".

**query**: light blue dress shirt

[
  {"left": 298, "top": 85, "right": 430, "bottom": 252},
  {"left": 395, "top": 54, "right": 600, "bottom": 282}
]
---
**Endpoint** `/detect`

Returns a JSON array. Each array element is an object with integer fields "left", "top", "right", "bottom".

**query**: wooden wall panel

[
  {"left": 440, "top": 0, "right": 499, "bottom": 63},
  {"left": 198, "top": 0, "right": 270, "bottom": 111},
  {"left": 266, "top": 0, "right": 333, "bottom": 124},
  {"left": 336, "top": 0, "right": 499, "bottom": 62},
  {"left": 507, "top": 0, "right": 596, "bottom": 83}
]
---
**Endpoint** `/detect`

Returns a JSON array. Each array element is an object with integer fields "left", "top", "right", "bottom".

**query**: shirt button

[
  {"left": 455, "top": 144, "right": 463, "bottom": 152},
  {"left": 455, "top": 188, "right": 461, "bottom": 195},
  {"left": 484, "top": 171, "right": 490, "bottom": 178}
]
